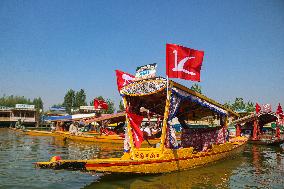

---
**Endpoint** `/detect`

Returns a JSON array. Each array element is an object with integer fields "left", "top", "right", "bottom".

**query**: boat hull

[
  {"left": 25, "top": 130, "right": 62, "bottom": 137},
  {"left": 36, "top": 137, "right": 247, "bottom": 174},
  {"left": 23, "top": 130, "right": 160, "bottom": 145},
  {"left": 85, "top": 140, "right": 246, "bottom": 173}
]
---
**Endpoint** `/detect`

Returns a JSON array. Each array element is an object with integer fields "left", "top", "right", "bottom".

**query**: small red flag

[
  {"left": 126, "top": 111, "right": 144, "bottom": 148},
  {"left": 115, "top": 70, "right": 135, "bottom": 91},
  {"left": 166, "top": 44, "right": 204, "bottom": 82},
  {"left": 276, "top": 103, "right": 283, "bottom": 116},
  {"left": 255, "top": 103, "right": 261, "bottom": 114},
  {"left": 94, "top": 99, "right": 108, "bottom": 110}
]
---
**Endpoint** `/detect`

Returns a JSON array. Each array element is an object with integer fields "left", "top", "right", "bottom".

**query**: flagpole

[{"left": 166, "top": 75, "right": 169, "bottom": 100}]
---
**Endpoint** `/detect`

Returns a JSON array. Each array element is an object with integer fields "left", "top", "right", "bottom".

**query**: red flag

[
  {"left": 276, "top": 103, "right": 283, "bottom": 116},
  {"left": 126, "top": 111, "right": 144, "bottom": 148},
  {"left": 255, "top": 103, "right": 261, "bottom": 114},
  {"left": 166, "top": 44, "right": 204, "bottom": 81},
  {"left": 115, "top": 70, "right": 135, "bottom": 91},
  {"left": 94, "top": 99, "right": 108, "bottom": 110}
]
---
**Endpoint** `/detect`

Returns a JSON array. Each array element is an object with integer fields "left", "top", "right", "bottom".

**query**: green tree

[
  {"left": 0, "top": 95, "right": 33, "bottom": 107},
  {"left": 33, "top": 97, "right": 43, "bottom": 111},
  {"left": 33, "top": 97, "right": 43, "bottom": 125},
  {"left": 246, "top": 101, "right": 255, "bottom": 113},
  {"left": 224, "top": 98, "right": 255, "bottom": 113},
  {"left": 63, "top": 89, "right": 75, "bottom": 114},
  {"left": 223, "top": 102, "right": 232, "bottom": 109},
  {"left": 118, "top": 100, "right": 125, "bottom": 112},
  {"left": 191, "top": 84, "right": 202, "bottom": 94},
  {"left": 105, "top": 99, "right": 115, "bottom": 114},
  {"left": 51, "top": 103, "right": 63, "bottom": 108},
  {"left": 230, "top": 98, "right": 246, "bottom": 111},
  {"left": 74, "top": 89, "right": 87, "bottom": 108}
]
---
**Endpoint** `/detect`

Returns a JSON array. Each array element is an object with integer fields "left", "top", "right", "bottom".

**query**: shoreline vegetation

[{"left": 1, "top": 85, "right": 255, "bottom": 115}]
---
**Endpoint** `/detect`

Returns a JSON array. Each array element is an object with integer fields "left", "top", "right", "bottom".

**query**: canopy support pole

[
  {"left": 253, "top": 119, "right": 259, "bottom": 140},
  {"left": 160, "top": 81, "right": 172, "bottom": 152},
  {"left": 276, "top": 115, "right": 281, "bottom": 139},
  {"left": 236, "top": 124, "right": 241, "bottom": 137}
]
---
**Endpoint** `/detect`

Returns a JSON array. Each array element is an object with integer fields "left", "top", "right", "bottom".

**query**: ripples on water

[{"left": 0, "top": 128, "right": 284, "bottom": 189}]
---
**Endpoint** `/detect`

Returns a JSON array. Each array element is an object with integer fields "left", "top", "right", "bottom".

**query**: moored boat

[
  {"left": 233, "top": 110, "right": 284, "bottom": 146},
  {"left": 25, "top": 130, "right": 62, "bottom": 137},
  {"left": 35, "top": 77, "right": 247, "bottom": 174}
]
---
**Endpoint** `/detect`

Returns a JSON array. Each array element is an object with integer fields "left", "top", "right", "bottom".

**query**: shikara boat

[
  {"left": 25, "top": 130, "right": 63, "bottom": 137},
  {"left": 35, "top": 77, "right": 247, "bottom": 174},
  {"left": 69, "top": 134, "right": 161, "bottom": 144},
  {"left": 233, "top": 112, "right": 283, "bottom": 146},
  {"left": 22, "top": 127, "right": 161, "bottom": 144}
]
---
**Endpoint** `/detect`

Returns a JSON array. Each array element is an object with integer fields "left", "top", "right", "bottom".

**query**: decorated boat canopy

[
  {"left": 233, "top": 112, "right": 278, "bottom": 126},
  {"left": 120, "top": 77, "right": 238, "bottom": 120}
]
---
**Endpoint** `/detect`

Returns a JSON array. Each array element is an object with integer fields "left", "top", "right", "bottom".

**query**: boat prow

[{"left": 35, "top": 160, "right": 88, "bottom": 170}]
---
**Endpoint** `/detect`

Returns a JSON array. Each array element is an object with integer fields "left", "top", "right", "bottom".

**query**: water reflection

[
  {"left": 230, "top": 145, "right": 284, "bottom": 189},
  {"left": 84, "top": 145, "right": 284, "bottom": 189},
  {"left": 1, "top": 128, "right": 284, "bottom": 189},
  {"left": 0, "top": 128, "right": 122, "bottom": 189}
]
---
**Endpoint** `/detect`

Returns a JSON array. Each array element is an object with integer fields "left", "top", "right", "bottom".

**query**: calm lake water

[{"left": 0, "top": 128, "right": 284, "bottom": 189}]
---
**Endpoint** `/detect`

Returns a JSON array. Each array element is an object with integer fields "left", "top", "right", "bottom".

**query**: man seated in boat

[
  {"left": 82, "top": 122, "right": 93, "bottom": 132},
  {"left": 50, "top": 122, "right": 56, "bottom": 132},
  {"left": 69, "top": 121, "right": 78, "bottom": 135},
  {"left": 113, "top": 122, "right": 126, "bottom": 135},
  {"left": 142, "top": 122, "right": 152, "bottom": 138},
  {"left": 79, "top": 119, "right": 85, "bottom": 128},
  {"left": 99, "top": 120, "right": 116, "bottom": 135},
  {"left": 151, "top": 125, "right": 162, "bottom": 138}
]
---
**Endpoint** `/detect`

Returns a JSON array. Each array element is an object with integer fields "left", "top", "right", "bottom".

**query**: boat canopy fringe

[{"left": 120, "top": 77, "right": 167, "bottom": 96}]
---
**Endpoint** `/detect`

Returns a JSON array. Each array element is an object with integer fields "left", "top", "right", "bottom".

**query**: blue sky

[{"left": 0, "top": 0, "right": 283, "bottom": 111}]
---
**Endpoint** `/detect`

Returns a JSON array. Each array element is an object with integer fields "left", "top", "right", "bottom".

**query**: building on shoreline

[{"left": 0, "top": 104, "right": 37, "bottom": 127}]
